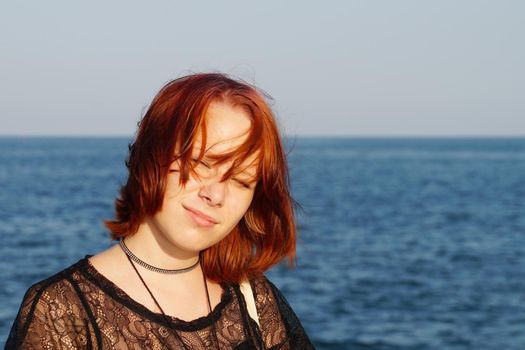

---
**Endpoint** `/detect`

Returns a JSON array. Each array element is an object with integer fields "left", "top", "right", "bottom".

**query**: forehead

[
  {"left": 198, "top": 102, "right": 252, "bottom": 152},
  {"left": 190, "top": 102, "right": 259, "bottom": 175}
]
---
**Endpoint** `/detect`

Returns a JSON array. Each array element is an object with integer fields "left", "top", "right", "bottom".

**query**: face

[{"left": 146, "top": 101, "right": 258, "bottom": 254}]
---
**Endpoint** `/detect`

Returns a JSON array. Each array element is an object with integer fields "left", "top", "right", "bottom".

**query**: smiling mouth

[{"left": 183, "top": 206, "right": 218, "bottom": 227}]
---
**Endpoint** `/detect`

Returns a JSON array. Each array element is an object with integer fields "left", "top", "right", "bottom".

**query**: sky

[{"left": 0, "top": 1, "right": 524, "bottom": 137}]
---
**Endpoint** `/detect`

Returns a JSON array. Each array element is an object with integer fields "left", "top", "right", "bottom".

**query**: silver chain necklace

[{"left": 118, "top": 238, "right": 200, "bottom": 274}]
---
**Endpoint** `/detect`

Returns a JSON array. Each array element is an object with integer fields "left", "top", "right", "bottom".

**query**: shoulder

[
  {"left": 246, "top": 274, "right": 316, "bottom": 349},
  {"left": 248, "top": 274, "right": 286, "bottom": 305},
  {"left": 5, "top": 257, "right": 91, "bottom": 349},
  {"left": 22, "top": 257, "right": 87, "bottom": 303},
  {"left": 247, "top": 274, "right": 291, "bottom": 327}
]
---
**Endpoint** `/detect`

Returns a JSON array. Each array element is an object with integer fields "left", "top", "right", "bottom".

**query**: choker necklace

[
  {"left": 119, "top": 241, "right": 222, "bottom": 349},
  {"left": 118, "top": 238, "right": 200, "bottom": 274}
]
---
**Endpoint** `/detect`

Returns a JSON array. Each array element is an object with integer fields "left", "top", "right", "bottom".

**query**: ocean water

[{"left": 1, "top": 136, "right": 525, "bottom": 349}]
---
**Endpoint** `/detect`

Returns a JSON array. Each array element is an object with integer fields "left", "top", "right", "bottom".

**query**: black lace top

[{"left": 5, "top": 256, "right": 315, "bottom": 349}]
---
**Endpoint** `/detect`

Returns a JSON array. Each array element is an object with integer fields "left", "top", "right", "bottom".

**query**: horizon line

[{"left": 1, "top": 134, "right": 525, "bottom": 139}]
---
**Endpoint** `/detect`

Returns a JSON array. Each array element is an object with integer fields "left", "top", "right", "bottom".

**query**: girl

[{"left": 6, "top": 73, "right": 315, "bottom": 349}]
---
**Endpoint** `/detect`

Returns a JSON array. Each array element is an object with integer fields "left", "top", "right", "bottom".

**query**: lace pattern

[{"left": 6, "top": 256, "right": 315, "bottom": 349}]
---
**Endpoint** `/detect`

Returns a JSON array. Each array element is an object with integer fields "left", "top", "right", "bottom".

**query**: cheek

[
  {"left": 164, "top": 173, "right": 200, "bottom": 199},
  {"left": 230, "top": 191, "right": 255, "bottom": 220}
]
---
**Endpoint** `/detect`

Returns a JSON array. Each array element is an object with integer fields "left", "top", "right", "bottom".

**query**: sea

[{"left": 1, "top": 136, "right": 524, "bottom": 350}]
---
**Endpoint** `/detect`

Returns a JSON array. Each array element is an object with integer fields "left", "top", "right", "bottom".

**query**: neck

[{"left": 123, "top": 221, "right": 201, "bottom": 272}]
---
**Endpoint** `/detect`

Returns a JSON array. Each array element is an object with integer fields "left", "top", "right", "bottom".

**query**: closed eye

[
  {"left": 232, "top": 178, "right": 252, "bottom": 189},
  {"left": 192, "top": 158, "right": 211, "bottom": 168}
]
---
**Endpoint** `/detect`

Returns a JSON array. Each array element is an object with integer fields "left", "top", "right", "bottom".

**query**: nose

[{"left": 198, "top": 178, "right": 226, "bottom": 208}]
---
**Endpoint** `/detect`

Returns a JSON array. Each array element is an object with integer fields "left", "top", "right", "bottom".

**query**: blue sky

[{"left": 1, "top": 1, "right": 523, "bottom": 136}]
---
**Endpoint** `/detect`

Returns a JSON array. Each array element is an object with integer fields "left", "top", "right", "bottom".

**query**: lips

[{"left": 183, "top": 205, "right": 219, "bottom": 226}]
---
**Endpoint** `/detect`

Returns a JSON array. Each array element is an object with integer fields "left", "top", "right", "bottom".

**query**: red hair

[{"left": 104, "top": 73, "right": 296, "bottom": 283}]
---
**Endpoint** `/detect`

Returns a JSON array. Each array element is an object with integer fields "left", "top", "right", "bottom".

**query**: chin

[{"left": 168, "top": 234, "right": 217, "bottom": 253}]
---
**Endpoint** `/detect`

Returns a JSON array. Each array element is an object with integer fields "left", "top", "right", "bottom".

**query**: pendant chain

[{"left": 119, "top": 240, "right": 221, "bottom": 349}]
